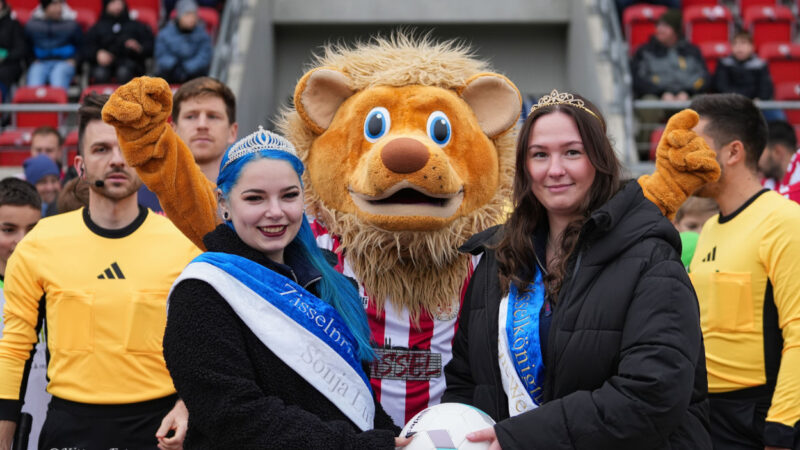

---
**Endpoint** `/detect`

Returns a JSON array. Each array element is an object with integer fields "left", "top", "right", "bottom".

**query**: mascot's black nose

[{"left": 381, "top": 138, "right": 430, "bottom": 174}]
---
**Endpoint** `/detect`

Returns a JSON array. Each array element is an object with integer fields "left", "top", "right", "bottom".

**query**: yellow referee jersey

[{"left": 0, "top": 207, "right": 199, "bottom": 416}]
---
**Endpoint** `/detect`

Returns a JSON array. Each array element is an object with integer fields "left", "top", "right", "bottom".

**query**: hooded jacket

[
  {"left": 83, "top": 6, "right": 154, "bottom": 66},
  {"left": 24, "top": 6, "right": 81, "bottom": 61},
  {"left": 153, "top": 19, "right": 211, "bottom": 75},
  {"left": 163, "top": 224, "right": 398, "bottom": 449},
  {"left": 632, "top": 36, "right": 709, "bottom": 97},
  {"left": 443, "top": 180, "right": 711, "bottom": 449},
  {"left": 712, "top": 54, "right": 773, "bottom": 100}
]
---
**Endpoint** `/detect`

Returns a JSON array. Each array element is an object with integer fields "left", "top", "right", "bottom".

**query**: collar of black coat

[
  {"left": 460, "top": 180, "right": 681, "bottom": 265},
  {"left": 202, "top": 224, "right": 323, "bottom": 290}
]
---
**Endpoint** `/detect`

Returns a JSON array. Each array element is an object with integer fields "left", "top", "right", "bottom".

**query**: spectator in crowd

[
  {"left": 30, "top": 126, "right": 79, "bottom": 184},
  {"left": 0, "top": 0, "right": 27, "bottom": 102},
  {"left": 83, "top": 0, "right": 154, "bottom": 84},
  {"left": 24, "top": 0, "right": 82, "bottom": 91},
  {"left": 172, "top": 77, "right": 238, "bottom": 181},
  {"left": 672, "top": 196, "right": 718, "bottom": 267},
  {"left": 154, "top": 0, "right": 213, "bottom": 84},
  {"left": 0, "top": 93, "right": 200, "bottom": 449},
  {"left": 713, "top": 31, "right": 773, "bottom": 101},
  {"left": 162, "top": 129, "right": 400, "bottom": 448},
  {"left": 761, "top": 120, "right": 799, "bottom": 202},
  {"left": 443, "top": 91, "right": 710, "bottom": 449},
  {"left": 0, "top": 178, "right": 47, "bottom": 450},
  {"left": 22, "top": 154, "right": 60, "bottom": 217},
  {"left": 632, "top": 9, "right": 709, "bottom": 101},
  {"left": 55, "top": 176, "right": 89, "bottom": 214},
  {"left": 689, "top": 93, "right": 800, "bottom": 449},
  {"left": 163, "top": 0, "right": 220, "bottom": 16}
]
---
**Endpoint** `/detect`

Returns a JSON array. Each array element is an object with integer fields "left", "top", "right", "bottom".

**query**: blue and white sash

[
  {"left": 169, "top": 252, "right": 375, "bottom": 431},
  {"left": 497, "top": 268, "right": 546, "bottom": 417}
]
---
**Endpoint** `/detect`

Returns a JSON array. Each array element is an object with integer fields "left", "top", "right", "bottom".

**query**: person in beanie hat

[
  {"left": 23, "top": 0, "right": 82, "bottom": 90},
  {"left": 154, "top": 0, "right": 212, "bottom": 83},
  {"left": 82, "top": 0, "right": 154, "bottom": 84},
  {"left": 631, "top": 8, "right": 709, "bottom": 100},
  {"left": 23, "top": 154, "right": 61, "bottom": 216}
]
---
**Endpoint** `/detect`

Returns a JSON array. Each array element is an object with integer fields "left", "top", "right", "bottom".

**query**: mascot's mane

[{"left": 278, "top": 32, "right": 516, "bottom": 321}]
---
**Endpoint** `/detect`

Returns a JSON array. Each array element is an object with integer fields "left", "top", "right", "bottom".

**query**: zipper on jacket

[{"left": 303, "top": 276, "right": 321, "bottom": 290}]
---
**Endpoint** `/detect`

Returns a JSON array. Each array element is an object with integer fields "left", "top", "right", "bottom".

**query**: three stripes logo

[
  {"left": 701, "top": 246, "right": 717, "bottom": 263},
  {"left": 97, "top": 262, "right": 126, "bottom": 280}
]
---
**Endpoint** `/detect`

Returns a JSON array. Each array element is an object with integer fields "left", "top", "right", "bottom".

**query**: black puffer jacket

[
  {"left": 164, "top": 225, "right": 398, "bottom": 449},
  {"left": 82, "top": 8, "right": 153, "bottom": 66},
  {"left": 443, "top": 181, "right": 711, "bottom": 449}
]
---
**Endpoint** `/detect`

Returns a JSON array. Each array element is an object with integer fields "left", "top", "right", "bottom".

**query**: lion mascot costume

[{"left": 101, "top": 33, "right": 718, "bottom": 427}]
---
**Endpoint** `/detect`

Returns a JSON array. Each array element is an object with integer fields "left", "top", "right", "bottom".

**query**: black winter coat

[
  {"left": 82, "top": 10, "right": 154, "bottom": 66},
  {"left": 0, "top": 8, "right": 27, "bottom": 88},
  {"left": 712, "top": 55, "right": 774, "bottom": 100},
  {"left": 631, "top": 36, "right": 709, "bottom": 97},
  {"left": 443, "top": 181, "right": 711, "bottom": 449},
  {"left": 163, "top": 225, "right": 398, "bottom": 449}
]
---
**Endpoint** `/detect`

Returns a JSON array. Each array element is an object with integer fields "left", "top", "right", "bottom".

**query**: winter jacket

[
  {"left": 163, "top": 224, "right": 398, "bottom": 449},
  {"left": 442, "top": 180, "right": 711, "bottom": 450},
  {"left": 713, "top": 55, "right": 774, "bottom": 100},
  {"left": 82, "top": 10, "right": 154, "bottom": 66},
  {"left": 154, "top": 20, "right": 212, "bottom": 75},
  {"left": 24, "top": 14, "right": 81, "bottom": 61},
  {"left": 632, "top": 36, "right": 709, "bottom": 97},
  {"left": 0, "top": 8, "right": 27, "bottom": 87}
]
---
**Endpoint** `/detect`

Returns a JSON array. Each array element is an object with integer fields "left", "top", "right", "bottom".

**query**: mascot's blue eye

[
  {"left": 364, "top": 107, "right": 391, "bottom": 143},
  {"left": 427, "top": 111, "right": 451, "bottom": 146}
]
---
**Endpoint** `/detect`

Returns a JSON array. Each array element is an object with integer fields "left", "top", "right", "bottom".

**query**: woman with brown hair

[{"left": 442, "top": 91, "right": 711, "bottom": 449}]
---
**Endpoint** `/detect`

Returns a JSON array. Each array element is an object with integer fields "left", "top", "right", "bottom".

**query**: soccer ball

[{"left": 399, "top": 402, "right": 497, "bottom": 450}]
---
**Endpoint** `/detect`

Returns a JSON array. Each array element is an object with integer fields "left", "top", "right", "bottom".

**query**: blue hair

[{"left": 217, "top": 147, "right": 375, "bottom": 363}]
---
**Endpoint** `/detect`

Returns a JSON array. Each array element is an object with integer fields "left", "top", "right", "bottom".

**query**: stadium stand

[
  {"left": 743, "top": 5, "right": 795, "bottom": 49},
  {"left": 79, "top": 84, "right": 121, "bottom": 102},
  {"left": 759, "top": 42, "right": 800, "bottom": 85},
  {"left": 684, "top": 5, "right": 734, "bottom": 45},
  {"left": 130, "top": 7, "right": 159, "bottom": 33},
  {"left": 775, "top": 82, "right": 800, "bottom": 124},
  {"left": 623, "top": 4, "right": 668, "bottom": 53},
  {"left": 0, "top": 129, "right": 33, "bottom": 166},
  {"left": 169, "top": 6, "right": 220, "bottom": 39}
]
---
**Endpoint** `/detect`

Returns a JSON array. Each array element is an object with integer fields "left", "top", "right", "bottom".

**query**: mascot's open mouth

[{"left": 349, "top": 181, "right": 464, "bottom": 218}]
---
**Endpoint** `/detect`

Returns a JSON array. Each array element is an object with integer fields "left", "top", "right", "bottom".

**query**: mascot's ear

[
  {"left": 460, "top": 73, "right": 521, "bottom": 138},
  {"left": 294, "top": 67, "right": 355, "bottom": 135}
]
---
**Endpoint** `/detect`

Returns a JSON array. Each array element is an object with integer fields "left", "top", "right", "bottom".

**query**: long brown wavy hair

[{"left": 495, "top": 94, "right": 622, "bottom": 302}]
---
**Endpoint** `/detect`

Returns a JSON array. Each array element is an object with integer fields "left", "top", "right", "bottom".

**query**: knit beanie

[
  {"left": 658, "top": 9, "right": 683, "bottom": 36},
  {"left": 175, "top": 0, "right": 197, "bottom": 17},
  {"left": 23, "top": 155, "right": 60, "bottom": 185}
]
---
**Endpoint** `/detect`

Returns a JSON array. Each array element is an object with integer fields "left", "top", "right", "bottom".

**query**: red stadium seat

[
  {"left": 10, "top": 7, "right": 34, "bottom": 25},
  {"left": 743, "top": 6, "right": 794, "bottom": 50},
  {"left": 80, "top": 84, "right": 121, "bottom": 102},
  {"left": 682, "top": 0, "right": 718, "bottom": 14},
  {"left": 11, "top": 86, "right": 68, "bottom": 128},
  {"left": 0, "top": 129, "right": 35, "bottom": 166},
  {"left": 699, "top": 41, "right": 731, "bottom": 74},
  {"left": 68, "top": 0, "right": 102, "bottom": 16},
  {"left": 73, "top": 6, "right": 98, "bottom": 31},
  {"left": 738, "top": 0, "right": 778, "bottom": 12},
  {"left": 170, "top": 6, "right": 219, "bottom": 39},
  {"left": 623, "top": 4, "right": 668, "bottom": 54},
  {"left": 125, "top": 0, "right": 159, "bottom": 16},
  {"left": 129, "top": 7, "right": 159, "bottom": 34},
  {"left": 775, "top": 82, "right": 800, "bottom": 125},
  {"left": 684, "top": 5, "right": 733, "bottom": 46},
  {"left": 759, "top": 42, "right": 800, "bottom": 85},
  {"left": 64, "top": 130, "right": 79, "bottom": 164},
  {"left": 649, "top": 126, "right": 665, "bottom": 161}
]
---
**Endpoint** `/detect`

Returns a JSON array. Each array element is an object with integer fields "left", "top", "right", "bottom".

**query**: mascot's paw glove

[
  {"left": 102, "top": 76, "right": 173, "bottom": 166},
  {"left": 637, "top": 109, "right": 721, "bottom": 220}
]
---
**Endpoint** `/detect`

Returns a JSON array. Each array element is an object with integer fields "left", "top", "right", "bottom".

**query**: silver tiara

[{"left": 220, "top": 126, "right": 298, "bottom": 172}]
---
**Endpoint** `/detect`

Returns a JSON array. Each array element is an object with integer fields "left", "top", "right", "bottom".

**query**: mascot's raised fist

[
  {"left": 102, "top": 77, "right": 173, "bottom": 147},
  {"left": 638, "top": 109, "right": 721, "bottom": 219}
]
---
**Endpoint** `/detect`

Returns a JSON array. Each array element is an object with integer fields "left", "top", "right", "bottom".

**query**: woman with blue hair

[{"left": 162, "top": 128, "right": 400, "bottom": 448}]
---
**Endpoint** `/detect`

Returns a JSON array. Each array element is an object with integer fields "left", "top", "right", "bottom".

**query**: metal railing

[{"left": 209, "top": 0, "right": 247, "bottom": 83}]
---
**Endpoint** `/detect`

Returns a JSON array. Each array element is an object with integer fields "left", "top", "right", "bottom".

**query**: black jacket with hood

[
  {"left": 82, "top": 2, "right": 153, "bottom": 67},
  {"left": 442, "top": 180, "right": 711, "bottom": 449}
]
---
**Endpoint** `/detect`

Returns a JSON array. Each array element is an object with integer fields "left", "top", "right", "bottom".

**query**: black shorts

[{"left": 38, "top": 394, "right": 177, "bottom": 450}]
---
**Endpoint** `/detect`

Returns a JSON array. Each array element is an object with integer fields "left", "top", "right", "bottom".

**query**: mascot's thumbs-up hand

[
  {"left": 637, "top": 109, "right": 721, "bottom": 219},
  {"left": 102, "top": 76, "right": 173, "bottom": 166}
]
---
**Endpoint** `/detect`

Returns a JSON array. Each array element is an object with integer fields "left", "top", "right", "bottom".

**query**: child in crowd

[
  {"left": 713, "top": 31, "right": 773, "bottom": 101},
  {"left": 673, "top": 196, "right": 719, "bottom": 267},
  {"left": 0, "top": 177, "right": 48, "bottom": 449},
  {"left": 23, "top": 154, "right": 61, "bottom": 217}
]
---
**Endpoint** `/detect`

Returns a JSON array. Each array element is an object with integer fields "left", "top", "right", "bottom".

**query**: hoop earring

[{"left": 222, "top": 211, "right": 230, "bottom": 221}]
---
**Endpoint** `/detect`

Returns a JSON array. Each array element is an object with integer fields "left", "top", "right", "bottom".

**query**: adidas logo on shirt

[
  {"left": 701, "top": 246, "right": 717, "bottom": 263},
  {"left": 97, "top": 262, "right": 126, "bottom": 280}
]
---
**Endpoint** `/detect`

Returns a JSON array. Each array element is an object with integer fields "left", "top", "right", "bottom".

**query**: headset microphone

[{"left": 94, "top": 180, "right": 105, "bottom": 188}]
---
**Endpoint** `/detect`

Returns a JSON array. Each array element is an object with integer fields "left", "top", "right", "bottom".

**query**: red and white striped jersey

[
  {"left": 312, "top": 221, "right": 481, "bottom": 426},
  {"left": 763, "top": 150, "right": 800, "bottom": 204}
]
